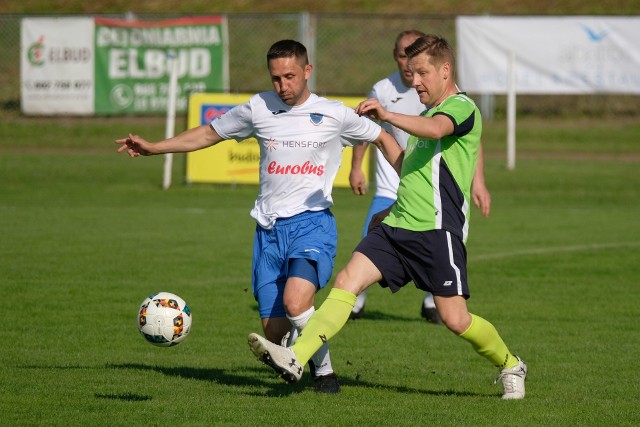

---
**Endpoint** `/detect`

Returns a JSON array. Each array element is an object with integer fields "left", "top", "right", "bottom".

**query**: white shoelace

[{"left": 494, "top": 367, "right": 525, "bottom": 392}]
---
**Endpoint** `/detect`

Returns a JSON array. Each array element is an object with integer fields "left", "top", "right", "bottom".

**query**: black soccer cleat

[
  {"left": 313, "top": 373, "right": 341, "bottom": 394},
  {"left": 421, "top": 304, "right": 442, "bottom": 324},
  {"left": 349, "top": 304, "right": 365, "bottom": 320}
]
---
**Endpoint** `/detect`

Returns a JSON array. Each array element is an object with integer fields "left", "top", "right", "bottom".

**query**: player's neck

[
  {"left": 292, "top": 88, "right": 312, "bottom": 106},
  {"left": 432, "top": 84, "right": 459, "bottom": 107}
]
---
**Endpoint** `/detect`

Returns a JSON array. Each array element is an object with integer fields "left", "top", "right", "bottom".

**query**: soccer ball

[{"left": 137, "top": 292, "right": 192, "bottom": 347}]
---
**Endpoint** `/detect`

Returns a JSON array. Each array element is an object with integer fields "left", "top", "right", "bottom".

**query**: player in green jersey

[{"left": 248, "top": 34, "right": 527, "bottom": 399}]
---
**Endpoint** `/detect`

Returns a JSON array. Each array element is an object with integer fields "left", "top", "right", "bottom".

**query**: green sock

[
  {"left": 291, "top": 288, "right": 356, "bottom": 365},
  {"left": 459, "top": 313, "right": 519, "bottom": 369}
]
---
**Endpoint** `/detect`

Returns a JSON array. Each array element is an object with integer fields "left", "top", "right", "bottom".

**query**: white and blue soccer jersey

[
  {"left": 211, "top": 92, "right": 382, "bottom": 229},
  {"left": 369, "top": 71, "right": 425, "bottom": 200}
]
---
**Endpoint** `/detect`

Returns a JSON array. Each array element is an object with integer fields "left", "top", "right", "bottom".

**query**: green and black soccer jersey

[{"left": 383, "top": 93, "right": 481, "bottom": 243}]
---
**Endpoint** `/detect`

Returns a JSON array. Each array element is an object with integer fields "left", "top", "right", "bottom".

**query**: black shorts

[{"left": 355, "top": 223, "right": 469, "bottom": 298}]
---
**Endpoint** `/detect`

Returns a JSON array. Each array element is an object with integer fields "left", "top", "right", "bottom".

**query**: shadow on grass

[
  {"left": 106, "top": 363, "right": 303, "bottom": 397},
  {"left": 15, "top": 363, "right": 488, "bottom": 398},
  {"left": 345, "top": 309, "right": 432, "bottom": 323},
  {"left": 95, "top": 392, "right": 152, "bottom": 401},
  {"left": 106, "top": 362, "right": 487, "bottom": 398},
  {"left": 340, "top": 376, "right": 487, "bottom": 397}
]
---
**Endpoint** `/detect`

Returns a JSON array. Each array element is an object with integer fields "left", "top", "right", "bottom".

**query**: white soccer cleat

[
  {"left": 495, "top": 355, "right": 528, "bottom": 399},
  {"left": 248, "top": 333, "right": 303, "bottom": 383}
]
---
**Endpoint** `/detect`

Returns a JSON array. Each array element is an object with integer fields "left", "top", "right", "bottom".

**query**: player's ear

[
  {"left": 441, "top": 61, "right": 450, "bottom": 80},
  {"left": 304, "top": 64, "right": 313, "bottom": 80}
]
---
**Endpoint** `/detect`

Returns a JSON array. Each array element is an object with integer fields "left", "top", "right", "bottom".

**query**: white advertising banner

[
  {"left": 21, "top": 18, "right": 95, "bottom": 114},
  {"left": 20, "top": 16, "right": 228, "bottom": 116},
  {"left": 456, "top": 16, "right": 640, "bottom": 94}
]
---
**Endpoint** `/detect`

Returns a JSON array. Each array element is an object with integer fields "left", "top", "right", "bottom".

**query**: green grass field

[{"left": 1, "top": 117, "right": 639, "bottom": 426}]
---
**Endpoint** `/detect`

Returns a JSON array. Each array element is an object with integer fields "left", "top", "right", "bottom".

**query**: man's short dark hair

[{"left": 267, "top": 40, "right": 309, "bottom": 66}]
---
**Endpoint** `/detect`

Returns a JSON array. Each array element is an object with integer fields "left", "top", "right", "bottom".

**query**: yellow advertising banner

[{"left": 186, "top": 93, "right": 369, "bottom": 187}]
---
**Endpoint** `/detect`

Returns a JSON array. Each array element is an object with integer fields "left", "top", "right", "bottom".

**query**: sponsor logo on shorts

[{"left": 443, "top": 280, "right": 453, "bottom": 287}]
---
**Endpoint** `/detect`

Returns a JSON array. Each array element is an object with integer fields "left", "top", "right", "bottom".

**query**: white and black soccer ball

[{"left": 137, "top": 292, "right": 192, "bottom": 347}]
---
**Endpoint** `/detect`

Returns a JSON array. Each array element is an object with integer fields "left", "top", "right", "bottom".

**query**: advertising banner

[
  {"left": 456, "top": 16, "right": 640, "bottom": 94},
  {"left": 20, "top": 16, "right": 228, "bottom": 115},
  {"left": 21, "top": 17, "right": 95, "bottom": 115},
  {"left": 94, "top": 17, "right": 227, "bottom": 114},
  {"left": 186, "top": 93, "right": 370, "bottom": 188}
]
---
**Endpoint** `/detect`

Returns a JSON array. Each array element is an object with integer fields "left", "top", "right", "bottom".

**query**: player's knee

[
  {"left": 440, "top": 311, "right": 472, "bottom": 335},
  {"left": 333, "top": 268, "right": 359, "bottom": 293},
  {"left": 334, "top": 267, "right": 372, "bottom": 296},
  {"left": 333, "top": 269, "right": 348, "bottom": 289},
  {"left": 283, "top": 293, "right": 315, "bottom": 318},
  {"left": 283, "top": 300, "right": 309, "bottom": 318}
]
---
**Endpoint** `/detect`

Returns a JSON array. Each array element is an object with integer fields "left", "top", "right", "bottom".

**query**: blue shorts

[
  {"left": 362, "top": 196, "right": 396, "bottom": 237},
  {"left": 252, "top": 209, "right": 337, "bottom": 318}
]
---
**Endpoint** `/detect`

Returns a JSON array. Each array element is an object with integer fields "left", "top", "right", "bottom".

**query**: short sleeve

[{"left": 211, "top": 102, "right": 254, "bottom": 140}]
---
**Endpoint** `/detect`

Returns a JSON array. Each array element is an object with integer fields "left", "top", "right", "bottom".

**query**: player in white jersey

[
  {"left": 116, "top": 40, "right": 403, "bottom": 394},
  {"left": 349, "top": 30, "right": 492, "bottom": 322},
  {"left": 213, "top": 90, "right": 380, "bottom": 230}
]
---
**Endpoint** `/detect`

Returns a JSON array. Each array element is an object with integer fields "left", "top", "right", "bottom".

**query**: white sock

[
  {"left": 283, "top": 325, "right": 298, "bottom": 346},
  {"left": 287, "top": 306, "right": 333, "bottom": 377},
  {"left": 423, "top": 292, "right": 436, "bottom": 309},
  {"left": 352, "top": 289, "right": 367, "bottom": 313}
]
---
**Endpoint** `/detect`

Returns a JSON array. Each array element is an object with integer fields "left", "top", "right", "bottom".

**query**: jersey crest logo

[{"left": 309, "top": 113, "right": 324, "bottom": 126}]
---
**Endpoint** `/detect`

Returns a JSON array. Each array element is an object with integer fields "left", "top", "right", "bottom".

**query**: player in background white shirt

[
  {"left": 349, "top": 30, "right": 491, "bottom": 322},
  {"left": 116, "top": 40, "right": 403, "bottom": 394}
]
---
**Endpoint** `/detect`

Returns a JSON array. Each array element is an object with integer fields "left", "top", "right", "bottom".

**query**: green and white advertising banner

[
  {"left": 21, "top": 16, "right": 228, "bottom": 115},
  {"left": 94, "top": 17, "right": 228, "bottom": 114}
]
